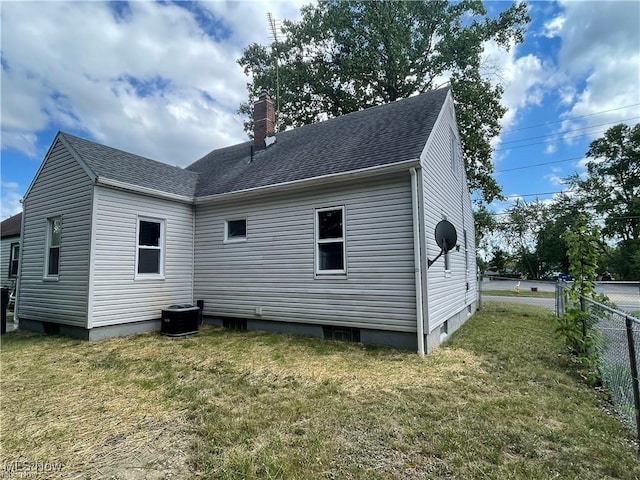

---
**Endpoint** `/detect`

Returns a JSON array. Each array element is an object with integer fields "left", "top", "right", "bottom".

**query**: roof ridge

[
  {"left": 60, "top": 131, "right": 198, "bottom": 177},
  {"left": 187, "top": 86, "right": 450, "bottom": 197},
  {"left": 189, "top": 86, "right": 450, "bottom": 168}
]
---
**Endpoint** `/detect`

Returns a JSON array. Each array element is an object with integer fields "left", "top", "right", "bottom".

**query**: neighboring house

[
  {"left": 16, "top": 87, "right": 477, "bottom": 353},
  {"left": 1, "top": 212, "right": 22, "bottom": 292}
]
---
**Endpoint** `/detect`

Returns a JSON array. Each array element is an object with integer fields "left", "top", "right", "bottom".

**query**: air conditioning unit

[{"left": 161, "top": 304, "right": 200, "bottom": 336}]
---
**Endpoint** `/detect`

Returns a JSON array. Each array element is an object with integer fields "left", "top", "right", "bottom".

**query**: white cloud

[
  {"left": 545, "top": 168, "right": 565, "bottom": 186},
  {"left": 1, "top": 182, "right": 23, "bottom": 220},
  {"left": 553, "top": 1, "right": 640, "bottom": 141},
  {"left": 0, "top": 1, "right": 305, "bottom": 166},
  {"left": 542, "top": 15, "right": 565, "bottom": 38},
  {"left": 482, "top": 42, "right": 547, "bottom": 133}
]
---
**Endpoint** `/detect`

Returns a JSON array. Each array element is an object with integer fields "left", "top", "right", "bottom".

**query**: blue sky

[{"left": 1, "top": 1, "right": 639, "bottom": 220}]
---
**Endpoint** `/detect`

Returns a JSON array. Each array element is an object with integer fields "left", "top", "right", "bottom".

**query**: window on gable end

[{"left": 45, "top": 216, "right": 61, "bottom": 278}]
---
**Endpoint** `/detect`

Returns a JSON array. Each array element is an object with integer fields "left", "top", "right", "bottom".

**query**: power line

[
  {"left": 499, "top": 117, "right": 640, "bottom": 146},
  {"left": 503, "top": 190, "right": 567, "bottom": 198},
  {"left": 500, "top": 103, "right": 640, "bottom": 134},
  {"left": 495, "top": 128, "right": 613, "bottom": 152},
  {"left": 495, "top": 156, "right": 583, "bottom": 173},
  {"left": 482, "top": 203, "right": 636, "bottom": 217}
]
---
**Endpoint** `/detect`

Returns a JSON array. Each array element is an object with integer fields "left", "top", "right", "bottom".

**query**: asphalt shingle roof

[
  {"left": 51, "top": 87, "right": 448, "bottom": 199},
  {"left": 61, "top": 133, "right": 199, "bottom": 197},
  {"left": 187, "top": 87, "right": 449, "bottom": 196},
  {"left": 1, "top": 212, "right": 22, "bottom": 238}
]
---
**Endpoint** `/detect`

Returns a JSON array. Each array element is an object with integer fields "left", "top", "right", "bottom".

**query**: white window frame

[
  {"left": 224, "top": 217, "right": 247, "bottom": 243},
  {"left": 9, "top": 242, "right": 19, "bottom": 277},
  {"left": 135, "top": 216, "right": 165, "bottom": 280},
  {"left": 44, "top": 216, "right": 62, "bottom": 280},
  {"left": 315, "top": 206, "right": 346, "bottom": 277}
]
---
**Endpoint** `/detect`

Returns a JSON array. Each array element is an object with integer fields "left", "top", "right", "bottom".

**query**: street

[{"left": 481, "top": 278, "right": 640, "bottom": 315}]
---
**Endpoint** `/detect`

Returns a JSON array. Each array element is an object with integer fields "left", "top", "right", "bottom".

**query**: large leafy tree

[
  {"left": 238, "top": 0, "right": 530, "bottom": 203},
  {"left": 500, "top": 199, "right": 550, "bottom": 279},
  {"left": 565, "top": 123, "right": 640, "bottom": 279}
]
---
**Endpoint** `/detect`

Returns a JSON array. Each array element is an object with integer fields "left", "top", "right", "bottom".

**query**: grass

[
  {"left": 482, "top": 288, "right": 556, "bottom": 298},
  {"left": 1, "top": 302, "right": 639, "bottom": 479}
]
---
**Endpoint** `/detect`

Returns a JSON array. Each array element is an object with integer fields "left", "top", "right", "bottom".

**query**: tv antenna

[{"left": 267, "top": 12, "right": 282, "bottom": 124}]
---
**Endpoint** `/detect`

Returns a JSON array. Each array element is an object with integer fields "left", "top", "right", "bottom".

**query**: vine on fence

[{"left": 556, "top": 216, "right": 604, "bottom": 367}]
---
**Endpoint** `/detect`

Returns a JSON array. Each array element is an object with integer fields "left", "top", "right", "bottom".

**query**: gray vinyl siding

[
  {"left": 17, "top": 139, "right": 93, "bottom": 326},
  {"left": 1, "top": 236, "right": 19, "bottom": 289},
  {"left": 194, "top": 173, "right": 417, "bottom": 332},
  {"left": 90, "top": 186, "right": 194, "bottom": 327},
  {"left": 421, "top": 95, "right": 477, "bottom": 333}
]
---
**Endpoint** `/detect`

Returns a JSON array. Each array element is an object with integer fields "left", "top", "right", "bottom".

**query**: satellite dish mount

[{"left": 428, "top": 220, "right": 458, "bottom": 268}]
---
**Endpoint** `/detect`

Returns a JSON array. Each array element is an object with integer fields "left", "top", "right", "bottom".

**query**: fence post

[
  {"left": 625, "top": 316, "right": 640, "bottom": 453},
  {"left": 580, "top": 296, "right": 587, "bottom": 340}
]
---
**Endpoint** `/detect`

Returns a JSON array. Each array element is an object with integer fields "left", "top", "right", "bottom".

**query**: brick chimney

[{"left": 253, "top": 90, "right": 275, "bottom": 149}]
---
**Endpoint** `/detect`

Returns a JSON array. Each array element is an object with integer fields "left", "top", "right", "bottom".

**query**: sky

[{"left": 1, "top": 1, "right": 639, "bottom": 221}]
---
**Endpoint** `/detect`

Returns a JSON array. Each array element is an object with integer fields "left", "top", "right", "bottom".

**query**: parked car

[{"left": 558, "top": 273, "right": 573, "bottom": 281}]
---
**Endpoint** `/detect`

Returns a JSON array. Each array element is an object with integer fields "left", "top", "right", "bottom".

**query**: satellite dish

[
  {"left": 428, "top": 220, "right": 458, "bottom": 268},
  {"left": 435, "top": 220, "right": 457, "bottom": 253}
]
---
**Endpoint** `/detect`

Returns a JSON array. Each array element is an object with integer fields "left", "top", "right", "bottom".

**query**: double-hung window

[
  {"left": 315, "top": 206, "right": 346, "bottom": 275},
  {"left": 136, "top": 217, "right": 165, "bottom": 277},
  {"left": 9, "top": 243, "right": 19, "bottom": 276},
  {"left": 45, "top": 216, "right": 62, "bottom": 278}
]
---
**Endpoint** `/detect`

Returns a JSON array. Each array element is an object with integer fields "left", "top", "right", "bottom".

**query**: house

[
  {"left": 1, "top": 212, "right": 22, "bottom": 292},
  {"left": 15, "top": 87, "right": 477, "bottom": 353}
]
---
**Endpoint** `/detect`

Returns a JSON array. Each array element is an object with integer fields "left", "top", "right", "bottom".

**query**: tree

[
  {"left": 535, "top": 194, "right": 579, "bottom": 276},
  {"left": 474, "top": 204, "right": 497, "bottom": 251},
  {"left": 565, "top": 123, "right": 640, "bottom": 279},
  {"left": 474, "top": 204, "right": 498, "bottom": 274},
  {"left": 488, "top": 248, "right": 509, "bottom": 275},
  {"left": 238, "top": 0, "right": 530, "bottom": 203},
  {"left": 500, "top": 199, "right": 548, "bottom": 278}
]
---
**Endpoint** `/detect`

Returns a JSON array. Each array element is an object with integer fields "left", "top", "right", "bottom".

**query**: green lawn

[{"left": 1, "top": 302, "right": 638, "bottom": 479}]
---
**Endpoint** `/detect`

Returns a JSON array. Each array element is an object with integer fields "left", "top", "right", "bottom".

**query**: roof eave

[
  {"left": 194, "top": 158, "right": 421, "bottom": 204},
  {"left": 95, "top": 177, "right": 195, "bottom": 203}
]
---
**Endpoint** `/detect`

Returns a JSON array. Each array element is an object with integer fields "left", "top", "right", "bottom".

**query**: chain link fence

[{"left": 557, "top": 282, "right": 640, "bottom": 445}]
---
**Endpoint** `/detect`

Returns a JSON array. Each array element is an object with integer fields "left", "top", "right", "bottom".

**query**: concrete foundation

[
  {"left": 17, "top": 300, "right": 477, "bottom": 352},
  {"left": 18, "top": 317, "right": 161, "bottom": 341}
]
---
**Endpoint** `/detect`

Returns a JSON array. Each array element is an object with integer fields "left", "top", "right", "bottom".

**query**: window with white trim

[
  {"left": 45, "top": 216, "right": 62, "bottom": 278},
  {"left": 315, "top": 206, "right": 346, "bottom": 275},
  {"left": 225, "top": 218, "right": 247, "bottom": 242},
  {"left": 9, "top": 242, "right": 19, "bottom": 276},
  {"left": 136, "top": 217, "right": 164, "bottom": 276}
]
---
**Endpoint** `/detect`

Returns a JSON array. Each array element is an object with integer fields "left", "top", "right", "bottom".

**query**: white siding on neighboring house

[
  {"left": 1, "top": 236, "right": 20, "bottom": 289},
  {"left": 17, "top": 140, "right": 93, "bottom": 326},
  {"left": 89, "top": 186, "right": 194, "bottom": 327},
  {"left": 421, "top": 94, "right": 477, "bottom": 333},
  {"left": 194, "top": 173, "right": 418, "bottom": 332}
]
